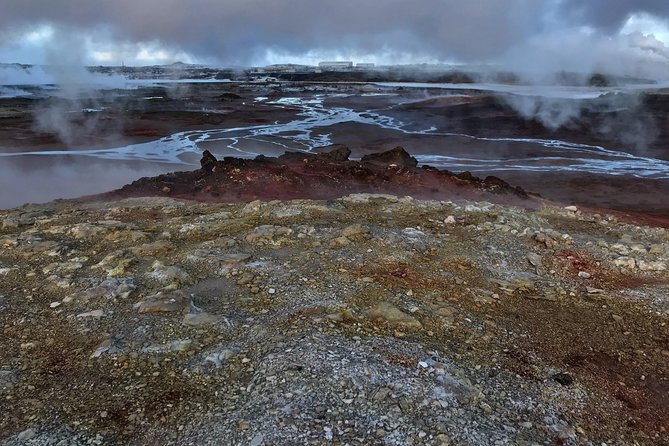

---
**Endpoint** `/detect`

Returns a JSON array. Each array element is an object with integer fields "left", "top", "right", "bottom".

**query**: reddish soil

[{"left": 89, "top": 147, "right": 538, "bottom": 209}]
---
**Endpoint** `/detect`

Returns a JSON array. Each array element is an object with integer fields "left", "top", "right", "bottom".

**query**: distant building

[
  {"left": 265, "top": 64, "right": 310, "bottom": 73},
  {"left": 356, "top": 63, "right": 376, "bottom": 69},
  {"left": 318, "top": 61, "right": 354, "bottom": 70}
]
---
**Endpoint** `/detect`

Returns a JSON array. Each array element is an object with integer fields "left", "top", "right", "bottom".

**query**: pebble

[
  {"left": 250, "top": 433, "right": 264, "bottom": 446},
  {"left": 183, "top": 312, "right": 219, "bottom": 327},
  {"left": 17, "top": 427, "right": 37, "bottom": 441},
  {"left": 76, "top": 309, "right": 105, "bottom": 318}
]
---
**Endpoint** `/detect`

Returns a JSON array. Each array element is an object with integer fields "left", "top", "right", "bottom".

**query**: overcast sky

[{"left": 1, "top": 0, "right": 669, "bottom": 78}]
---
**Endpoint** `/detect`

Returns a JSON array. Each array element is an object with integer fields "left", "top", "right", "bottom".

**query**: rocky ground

[{"left": 1, "top": 178, "right": 668, "bottom": 444}]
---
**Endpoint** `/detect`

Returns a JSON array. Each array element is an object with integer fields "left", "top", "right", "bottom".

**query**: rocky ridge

[
  {"left": 0, "top": 190, "right": 668, "bottom": 445},
  {"left": 90, "top": 146, "right": 532, "bottom": 208}
]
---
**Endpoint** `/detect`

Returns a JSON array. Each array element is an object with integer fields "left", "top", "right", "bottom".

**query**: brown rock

[
  {"left": 200, "top": 150, "right": 218, "bottom": 172},
  {"left": 361, "top": 146, "right": 418, "bottom": 168}
]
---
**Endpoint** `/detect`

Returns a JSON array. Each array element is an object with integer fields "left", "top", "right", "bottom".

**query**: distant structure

[
  {"left": 318, "top": 61, "right": 354, "bottom": 70},
  {"left": 265, "top": 64, "right": 310, "bottom": 73},
  {"left": 356, "top": 63, "right": 376, "bottom": 69}
]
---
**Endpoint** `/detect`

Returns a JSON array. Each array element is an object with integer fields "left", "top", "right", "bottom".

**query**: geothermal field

[
  {"left": 3, "top": 24, "right": 669, "bottom": 446},
  {"left": 1, "top": 67, "right": 669, "bottom": 214}
]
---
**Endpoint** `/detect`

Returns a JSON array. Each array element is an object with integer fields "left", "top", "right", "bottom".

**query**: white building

[{"left": 318, "top": 61, "right": 354, "bottom": 70}]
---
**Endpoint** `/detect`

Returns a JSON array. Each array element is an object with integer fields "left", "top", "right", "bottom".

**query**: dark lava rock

[
  {"left": 552, "top": 372, "right": 575, "bottom": 386},
  {"left": 361, "top": 146, "right": 418, "bottom": 168},
  {"left": 314, "top": 144, "right": 351, "bottom": 161},
  {"left": 456, "top": 171, "right": 477, "bottom": 182},
  {"left": 200, "top": 150, "right": 218, "bottom": 172},
  {"left": 278, "top": 151, "right": 314, "bottom": 163},
  {"left": 484, "top": 176, "right": 528, "bottom": 197}
]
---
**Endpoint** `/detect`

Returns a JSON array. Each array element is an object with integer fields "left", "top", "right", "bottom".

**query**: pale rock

[
  {"left": 340, "top": 193, "right": 399, "bottom": 204},
  {"left": 242, "top": 200, "right": 263, "bottom": 215},
  {"left": 16, "top": 428, "right": 37, "bottom": 442},
  {"left": 147, "top": 261, "right": 192, "bottom": 285},
  {"left": 131, "top": 240, "right": 173, "bottom": 256},
  {"left": 68, "top": 223, "right": 106, "bottom": 240},
  {"left": 183, "top": 312, "right": 219, "bottom": 327},
  {"left": 205, "top": 348, "right": 237, "bottom": 368},
  {"left": 527, "top": 253, "right": 543, "bottom": 268},
  {"left": 630, "top": 244, "right": 647, "bottom": 254},
  {"left": 77, "top": 309, "right": 105, "bottom": 318},
  {"left": 611, "top": 244, "right": 630, "bottom": 255},
  {"left": 368, "top": 302, "right": 422, "bottom": 329},
  {"left": 246, "top": 225, "right": 293, "bottom": 244},
  {"left": 638, "top": 260, "right": 667, "bottom": 271},
  {"left": 613, "top": 257, "right": 636, "bottom": 269},
  {"left": 136, "top": 290, "right": 192, "bottom": 314},
  {"left": 340, "top": 224, "right": 369, "bottom": 238},
  {"left": 142, "top": 339, "right": 192, "bottom": 353}
]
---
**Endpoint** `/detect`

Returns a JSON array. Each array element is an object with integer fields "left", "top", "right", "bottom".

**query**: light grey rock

[
  {"left": 136, "top": 290, "right": 192, "bottom": 314},
  {"left": 367, "top": 302, "right": 422, "bottom": 329}
]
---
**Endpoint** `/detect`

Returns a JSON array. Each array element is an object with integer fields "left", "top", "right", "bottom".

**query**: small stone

[
  {"left": 183, "top": 312, "right": 219, "bottom": 327},
  {"left": 49, "top": 301, "right": 62, "bottom": 308},
  {"left": 527, "top": 253, "right": 543, "bottom": 268},
  {"left": 556, "top": 425, "right": 577, "bottom": 442},
  {"left": 586, "top": 286, "right": 604, "bottom": 294},
  {"left": 136, "top": 291, "right": 191, "bottom": 314},
  {"left": 268, "top": 288, "right": 276, "bottom": 294},
  {"left": 578, "top": 271, "right": 591, "bottom": 278},
  {"left": 638, "top": 260, "right": 667, "bottom": 272},
  {"left": 612, "top": 314, "right": 623, "bottom": 322},
  {"left": 77, "top": 309, "right": 104, "bottom": 318},
  {"left": 17, "top": 428, "right": 37, "bottom": 441},
  {"left": 479, "top": 401, "right": 493, "bottom": 414},
  {"left": 613, "top": 257, "right": 636, "bottom": 269},
  {"left": 444, "top": 216, "right": 456, "bottom": 224},
  {"left": 250, "top": 433, "right": 264, "bottom": 446},
  {"left": 340, "top": 224, "right": 369, "bottom": 238}
]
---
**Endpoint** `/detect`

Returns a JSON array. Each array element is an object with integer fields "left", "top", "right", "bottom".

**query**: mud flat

[{"left": 1, "top": 81, "right": 669, "bottom": 214}]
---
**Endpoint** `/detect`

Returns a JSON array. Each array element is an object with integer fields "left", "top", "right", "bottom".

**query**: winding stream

[{"left": 3, "top": 94, "right": 669, "bottom": 179}]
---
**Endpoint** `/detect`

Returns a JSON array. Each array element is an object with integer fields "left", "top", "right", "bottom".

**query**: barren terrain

[{"left": 0, "top": 149, "right": 668, "bottom": 445}]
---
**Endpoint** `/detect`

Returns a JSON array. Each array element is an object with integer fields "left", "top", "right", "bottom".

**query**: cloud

[{"left": 0, "top": 0, "right": 667, "bottom": 80}]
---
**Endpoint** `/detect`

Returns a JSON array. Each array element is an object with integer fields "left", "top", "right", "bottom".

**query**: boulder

[
  {"left": 315, "top": 144, "right": 351, "bottom": 161},
  {"left": 361, "top": 146, "right": 418, "bottom": 168},
  {"left": 200, "top": 150, "right": 218, "bottom": 172}
]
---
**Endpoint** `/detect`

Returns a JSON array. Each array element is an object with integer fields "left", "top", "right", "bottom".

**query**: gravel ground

[{"left": 0, "top": 194, "right": 667, "bottom": 445}]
